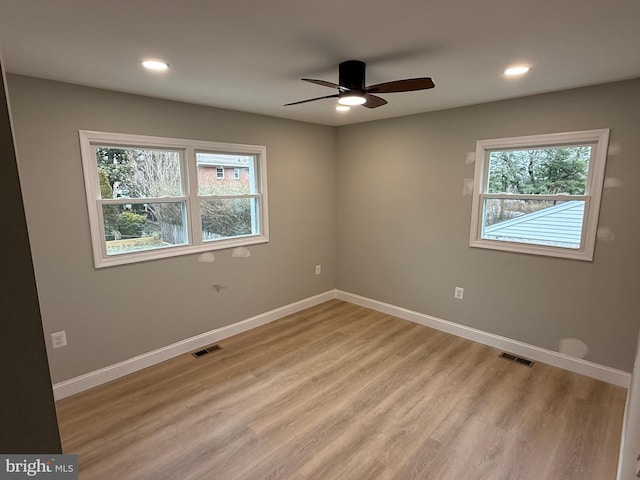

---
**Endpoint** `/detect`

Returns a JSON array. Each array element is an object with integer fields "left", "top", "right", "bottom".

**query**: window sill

[
  {"left": 469, "top": 238, "right": 593, "bottom": 261},
  {"left": 93, "top": 235, "right": 268, "bottom": 268}
]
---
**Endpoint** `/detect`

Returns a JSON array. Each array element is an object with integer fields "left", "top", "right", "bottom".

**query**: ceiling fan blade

[
  {"left": 362, "top": 94, "right": 388, "bottom": 109},
  {"left": 302, "top": 78, "right": 348, "bottom": 91},
  {"left": 283, "top": 94, "right": 339, "bottom": 106},
  {"left": 366, "top": 77, "right": 435, "bottom": 94}
]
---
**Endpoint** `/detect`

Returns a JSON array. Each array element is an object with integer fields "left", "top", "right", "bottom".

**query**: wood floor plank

[{"left": 56, "top": 300, "right": 626, "bottom": 479}]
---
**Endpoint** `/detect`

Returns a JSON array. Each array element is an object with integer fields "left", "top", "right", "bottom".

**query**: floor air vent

[
  {"left": 499, "top": 352, "right": 534, "bottom": 367},
  {"left": 192, "top": 344, "right": 222, "bottom": 358}
]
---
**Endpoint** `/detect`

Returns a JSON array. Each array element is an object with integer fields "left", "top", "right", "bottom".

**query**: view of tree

[
  {"left": 117, "top": 149, "right": 183, "bottom": 227},
  {"left": 485, "top": 146, "right": 591, "bottom": 226},
  {"left": 120, "top": 150, "right": 182, "bottom": 198},
  {"left": 96, "top": 146, "right": 253, "bottom": 245},
  {"left": 96, "top": 147, "right": 132, "bottom": 190},
  {"left": 488, "top": 146, "right": 590, "bottom": 195}
]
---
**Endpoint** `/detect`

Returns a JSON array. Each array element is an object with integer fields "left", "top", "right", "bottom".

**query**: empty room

[{"left": 1, "top": 1, "right": 639, "bottom": 479}]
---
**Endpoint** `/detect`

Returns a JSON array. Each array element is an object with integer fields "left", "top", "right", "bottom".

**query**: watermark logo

[{"left": 0, "top": 455, "right": 77, "bottom": 479}]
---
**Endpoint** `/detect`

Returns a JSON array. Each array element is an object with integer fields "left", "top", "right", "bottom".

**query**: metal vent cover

[
  {"left": 499, "top": 351, "right": 534, "bottom": 367},
  {"left": 192, "top": 344, "right": 222, "bottom": 359}
]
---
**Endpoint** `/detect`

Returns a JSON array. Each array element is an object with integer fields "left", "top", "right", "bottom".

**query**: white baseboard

[
  {"left": 53, "top": 290, "right": 337, "bottom": 400},
  {"left": 336, "top": 290, "right": 630, "bottom": 388},
  {"left": 54, "top": 288, "right": 629, "bottom": 400}
]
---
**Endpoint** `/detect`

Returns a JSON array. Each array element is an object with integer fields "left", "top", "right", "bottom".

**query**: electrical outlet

[
  {"left": 315, "top": 264, "right": 322, "bottom": 275},
  {"left": 51, "top": 330, "right": 67, "bottom": 349},
  {"left": 454, "top": 286, "right": 464, "bottom": 300}
]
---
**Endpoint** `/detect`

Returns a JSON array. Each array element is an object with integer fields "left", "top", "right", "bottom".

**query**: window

[
  {"left": 216, "top": 167, "right": 224, "bottom": 179},
  {"left": 469, "top": 129, "right": 609, "bottom": 261},
  {"left": 234, "top": 168, "right": 241, "bottom": 180},
  {"left": 79, "top": 131, "right": 268, "bottom": 268}
]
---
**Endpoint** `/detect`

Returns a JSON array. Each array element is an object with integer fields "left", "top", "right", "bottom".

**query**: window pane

[
  {"left": 102, "top": 202, "right": 187, "bottom": 255},
  {"left": 487, "top": 146, "right": 591, "bottom": 195},
  {"left": 95, "top": 146, "right": 183, "bottom": 199},
  {"left": 200, "top": 198, "right": 257, "bottom": 241},
  {"left": 482, "top": 199, "right": 585, "bottom": 249},
  {"left": 196, "top": 152, "right": 255, "bottom": 195}
]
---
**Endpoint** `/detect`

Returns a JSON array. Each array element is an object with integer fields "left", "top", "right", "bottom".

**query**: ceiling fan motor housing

[{"left": 339, "top": 60, "right": 366, "bottom": 91}]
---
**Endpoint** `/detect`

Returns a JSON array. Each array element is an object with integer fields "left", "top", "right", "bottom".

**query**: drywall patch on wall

[
  {"left": 465, "top": 152, "right": 476, "bottom": 165},
  {"left": 462, "top": 178, "right": 474, "bottom": 196},
  {"left": 597, "top": 226, "right": 615, "bottom": 242},
  {"left": 232, "top": 247, "right": 251, "bottom": 258},
  {"left": 607, "top": 142, "right": 621, "bottom": 156},
  {"left": 603, "top": 177, "right": 623, "bottom": 188},
  {"left": 559, "top": 338, "right": 589, "bottom": 359},
  {"left": 198, "top": 252, "right": 216, "bottom": 263}
]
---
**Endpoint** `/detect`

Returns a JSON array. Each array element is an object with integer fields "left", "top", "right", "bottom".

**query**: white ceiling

[{"left": 1, "top": 0, "right": 639, "bottom": 126}]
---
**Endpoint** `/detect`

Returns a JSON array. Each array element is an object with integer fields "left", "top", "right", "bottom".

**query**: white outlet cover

[{"left": 51, "top": 331, "right": 67, "bottom": 348}]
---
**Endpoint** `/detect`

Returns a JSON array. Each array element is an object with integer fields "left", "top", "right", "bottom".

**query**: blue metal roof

[{"left": 483, "top": 200, "right": 585, "bottom": 249}]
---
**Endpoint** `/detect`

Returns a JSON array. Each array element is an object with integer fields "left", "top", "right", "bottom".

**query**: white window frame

[
  {"left": 469, "top": 129, "right": 609, "bottom": 261},
  {"left": 79, "top": 131, "right": 269, "bottom": 268},
  {"left": 216, "top": 166, "right": 225, "bottom": 179}
]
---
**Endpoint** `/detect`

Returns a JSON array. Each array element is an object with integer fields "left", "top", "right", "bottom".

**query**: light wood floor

[{"left": 56, "top": 300, "right": 626, "bottom": 479}]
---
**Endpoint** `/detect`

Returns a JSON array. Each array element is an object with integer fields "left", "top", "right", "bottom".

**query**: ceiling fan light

[{"left": 338, "top": 94, "right": 366, "bottom": 106}]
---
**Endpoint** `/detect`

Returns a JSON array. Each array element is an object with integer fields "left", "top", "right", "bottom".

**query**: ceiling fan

[{"left": 284, "top": 60, "right": 435, "bottom": 109}]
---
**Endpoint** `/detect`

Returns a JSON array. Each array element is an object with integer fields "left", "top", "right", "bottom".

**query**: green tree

[
  {"left": 488, "top": 146, "right": 589, "bottom": 195},
  {"left": 96, "top": 147, "right": 132, "bottom": 190},
  {"left": 538, "top": 147, "right": 589, "bottom": 194}
]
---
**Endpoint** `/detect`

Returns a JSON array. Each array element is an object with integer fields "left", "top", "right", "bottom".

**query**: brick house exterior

[{"left": 197, "top": 152, "right": 252, "bottom": 191}]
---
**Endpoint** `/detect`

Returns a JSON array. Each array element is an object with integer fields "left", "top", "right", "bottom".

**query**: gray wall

[
  {"left": 8, "top": 74, "right": 640, "bottom": 385},
  {"left": 8, "top": 75, "right": 337, "bottom": 384},
  {"left": 337, "top": 79, "right": 640, "bottom": 372},
  {"left": 0, "top": 66, "right": 61, "bottom": 451}
]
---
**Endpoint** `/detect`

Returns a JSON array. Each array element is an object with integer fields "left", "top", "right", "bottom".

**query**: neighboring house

[
  {"left": 196, "top": 152, "right": 251, "bottom": 188},
  {"left": 483, "top": 200, "right": 584, "bottom": 249}
]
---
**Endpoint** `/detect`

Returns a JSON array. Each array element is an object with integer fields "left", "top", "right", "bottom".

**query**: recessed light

[
  {"left": 141, "top": 60, "right": 170, "bottom": 71},
  {"left": 504, "top": 65, "right": 530, "bottom": 76},
  {"left": 336, "top": 105, "right": 351, "bottom": 112}
]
